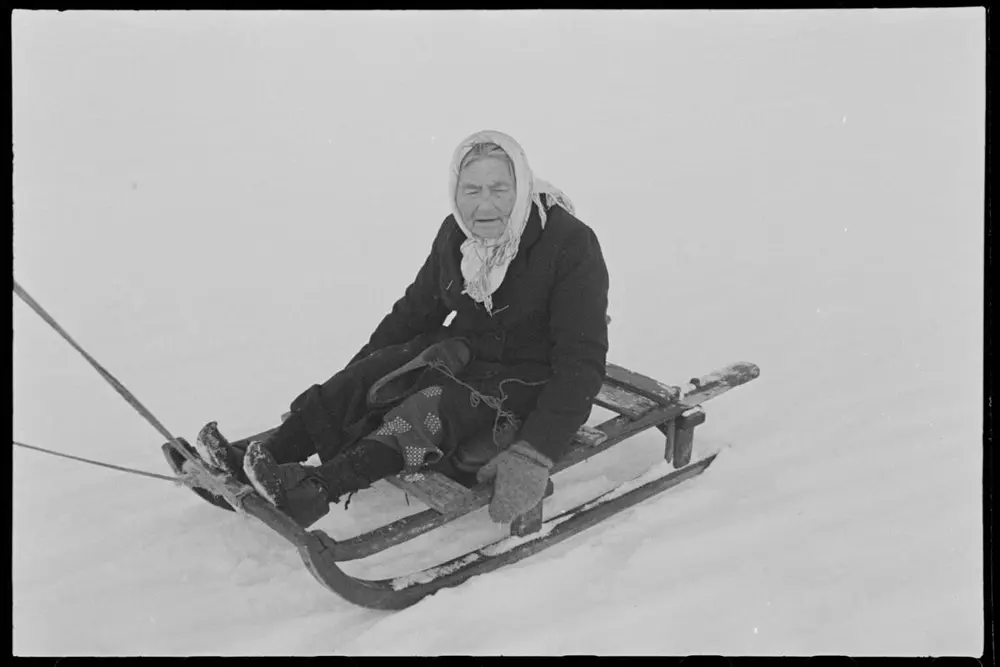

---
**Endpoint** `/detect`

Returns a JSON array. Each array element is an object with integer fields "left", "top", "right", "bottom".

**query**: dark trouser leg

[
  {"left": 313, "top": 438, "right": 405, "bottom": 496},
  {"left": 265, "top": 335, "right": 437, "bottom": 464},
  {"left": 252, "top": 412, "right": 315, "bottom": 465}
]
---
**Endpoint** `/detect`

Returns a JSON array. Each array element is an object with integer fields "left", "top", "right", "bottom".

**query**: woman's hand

[{"left": 476, "top": 440, "right": 554, "bottom": 523}]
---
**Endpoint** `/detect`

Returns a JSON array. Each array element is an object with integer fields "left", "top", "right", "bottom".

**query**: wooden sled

[{"left": 164, "top": 361, "right": 760, "bottom": 610}]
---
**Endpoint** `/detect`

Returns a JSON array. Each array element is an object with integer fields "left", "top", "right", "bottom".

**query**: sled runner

[{"left": 163, "top": 360, "right": 760, "bottom": 610}]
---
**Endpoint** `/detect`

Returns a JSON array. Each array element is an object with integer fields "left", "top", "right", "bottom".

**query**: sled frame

[{"left": 163, "top": 361, "right": 759, "bottom": 610}]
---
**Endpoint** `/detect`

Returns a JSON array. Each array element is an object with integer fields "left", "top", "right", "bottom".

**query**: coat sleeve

[
  {"left": 348, "top": 222, "right": 452, "bottom": 365},
  {"left": 518, "top": 227, "right": 610, "bottom": 462}
]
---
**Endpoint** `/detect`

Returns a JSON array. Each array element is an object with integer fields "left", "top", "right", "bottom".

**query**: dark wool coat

[{"left": 349, "top": 203, "right": 610, "bottom": 462}]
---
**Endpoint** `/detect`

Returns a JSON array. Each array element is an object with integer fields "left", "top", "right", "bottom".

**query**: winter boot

[
  {"left": 195, "top": 422, "right": 250, "bottom": 482},
  {"left": 243, "top": 438, "right": 405, "bottom": 528},
  {"left": 196, "top": 414, "right": 317, "bottom": 483},
  {"left": 165, "top": 436, "right": 237, "bottom": 513}
]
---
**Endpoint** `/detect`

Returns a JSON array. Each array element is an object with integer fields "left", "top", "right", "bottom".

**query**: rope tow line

[
  {"left": 13, "top": 440, "right": 179, "bottom": 483},
  {"left": 13, "top": 279, "right": 204, "bottom": 478}
]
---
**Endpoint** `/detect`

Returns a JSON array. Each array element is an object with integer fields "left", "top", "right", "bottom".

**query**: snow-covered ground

[{"left": 12, "top": 9, "right": 984, "bottom": 656}]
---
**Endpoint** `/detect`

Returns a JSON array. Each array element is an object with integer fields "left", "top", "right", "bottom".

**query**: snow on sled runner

[{"left": 164, "top": 360, "right": 759, "bottom": 610}]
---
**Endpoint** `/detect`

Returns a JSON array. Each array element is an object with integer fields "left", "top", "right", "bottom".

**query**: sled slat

[
  {"left": 572, "top": 424, "right": 609, "bottom": 447},
  {"left": 595, "top": 383, "right": 659, "bottom": 419},
  {"left": 605, "top": 363, "right": 682, "bottom": 406},
  {"left": 386, "top": 471, "right": 477, "bottom": 515}
]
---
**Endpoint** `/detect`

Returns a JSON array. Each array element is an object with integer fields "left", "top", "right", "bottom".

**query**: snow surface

[{"left": 12, "top": 9, "right": 984, "bottom": 656}]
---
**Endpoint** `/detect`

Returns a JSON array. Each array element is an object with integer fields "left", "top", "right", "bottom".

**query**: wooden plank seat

[
  {"left": 308, "top": 362, "right": 752, "bottom": 557},
  {"left": 166, "top": 361, "right": 757, "bottom": 564},
  {"left": 386, "top": 470, "right": 480, "bottom": 515},
  {"left": 275, "top": 364, "right": 696, "bottom": 532},
  {"left": 594, "top": 383, "right": 659, "bottom": 418},
  {"left": 594, "top": 364, "right": 682, "bottom": 418},
  {"left": 385, "top": 423, "right": 608, "bottom": 515},
  {"left": 605, "top": 362, "right": 682, "bottom": 406}
]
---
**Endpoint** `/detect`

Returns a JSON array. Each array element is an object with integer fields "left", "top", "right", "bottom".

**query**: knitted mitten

[{"left": 476, "top": 441, "right": 554, "bottom": 524}]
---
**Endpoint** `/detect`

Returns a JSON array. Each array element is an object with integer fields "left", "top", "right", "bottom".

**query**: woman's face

[{"left": 455, "top": 156, "right": 517, "bottom": 240}]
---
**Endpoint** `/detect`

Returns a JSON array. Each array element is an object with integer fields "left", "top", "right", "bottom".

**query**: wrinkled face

[{"left": 455, "top": 156, "right": 517, "bottom": 240}]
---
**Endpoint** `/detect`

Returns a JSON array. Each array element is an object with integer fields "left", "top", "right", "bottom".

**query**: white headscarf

[{"left": 448, "top": 130, "right": 575, "bottom": 314}]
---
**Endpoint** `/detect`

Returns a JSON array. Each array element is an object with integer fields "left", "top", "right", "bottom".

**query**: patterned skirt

[{"left": 363, "top": 361, "right": 549, "bottom": 474}]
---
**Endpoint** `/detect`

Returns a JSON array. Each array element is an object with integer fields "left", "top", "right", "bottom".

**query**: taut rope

[{"left": 13, "top": 280, "right": 201, "bottom": 478}]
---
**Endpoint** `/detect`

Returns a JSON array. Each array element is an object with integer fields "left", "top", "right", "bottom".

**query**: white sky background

[
  {"left": 13, "top": 9, "right": 983, "bottom": 437},
  {"left": 12, "top": 9, "right": 984, "bottom": 655}
]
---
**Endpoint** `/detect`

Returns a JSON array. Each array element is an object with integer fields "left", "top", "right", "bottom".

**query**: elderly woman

[{"left": 197, "top": 130, "right": 609, "bottom": 528}]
